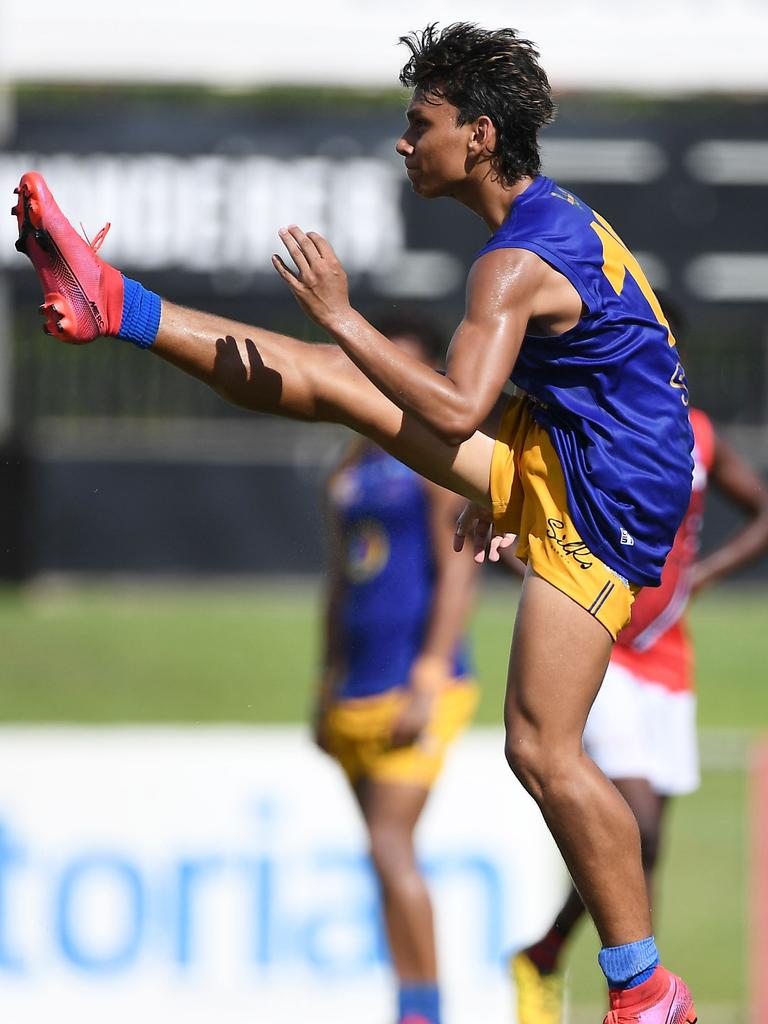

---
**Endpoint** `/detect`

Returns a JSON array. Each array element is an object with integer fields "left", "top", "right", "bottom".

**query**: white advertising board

[{"left": 0, "top": 726, "right": 566, "bottom": 1024}]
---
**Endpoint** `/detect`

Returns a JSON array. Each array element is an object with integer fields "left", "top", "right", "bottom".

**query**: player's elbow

[
  {"left": 439, "top": 426, "right": 474, "bottom": 447},
  {"left": 437, "top": 407, "right": 479, "bottom": 447}
]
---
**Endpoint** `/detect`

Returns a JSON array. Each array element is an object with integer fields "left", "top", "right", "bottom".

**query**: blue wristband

[{"left": 118, "top": 276, "right": 162, "bottom": 348}]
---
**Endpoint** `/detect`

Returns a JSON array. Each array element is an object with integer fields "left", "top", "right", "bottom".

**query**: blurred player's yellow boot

[{"left": 511, "top": 950, "right": 564, "bottom": 1024}]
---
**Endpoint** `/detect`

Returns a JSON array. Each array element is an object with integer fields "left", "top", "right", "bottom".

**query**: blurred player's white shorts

[{"left": 582, "top": 659, "right": 700, "bottom": 796}]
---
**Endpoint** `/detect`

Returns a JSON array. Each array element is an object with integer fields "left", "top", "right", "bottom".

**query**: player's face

[{"left": 396, "top": 90, "right": 474, "bottom": 198}]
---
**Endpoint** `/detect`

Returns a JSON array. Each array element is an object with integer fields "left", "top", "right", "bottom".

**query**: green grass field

[{"left": 0, "top": 578, "right": 765, "bottom": 1018}]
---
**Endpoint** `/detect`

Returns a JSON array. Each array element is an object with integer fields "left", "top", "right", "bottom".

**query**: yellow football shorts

[
  {"left": 324, "top": 680, "right": 479, "bottom": 788},
  {"left": 490, "top": 395, "right": 639, "bottom": 640}
]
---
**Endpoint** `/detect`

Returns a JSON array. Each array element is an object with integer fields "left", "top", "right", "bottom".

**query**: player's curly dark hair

[{"left": 399, "top": 22, "right": 556, "bottom": 185}]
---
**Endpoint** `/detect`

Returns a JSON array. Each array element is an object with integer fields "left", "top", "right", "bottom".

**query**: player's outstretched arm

[
  {"left": 691, "top": 432, "right": 768, "bottom": 591},
  {"left": 273, "top": 226, "right": 541, "bottom": 445}
]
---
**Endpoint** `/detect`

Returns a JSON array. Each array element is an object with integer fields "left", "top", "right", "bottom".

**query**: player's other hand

[
  {"left": 454, "top": 501, "right": 515, "bottom": 563},
  {"left": 272, "top": 226, "right": 351, "bottom": 329},
  {"left": 390, "top": 690, "right": 434, "bottom": 748}
]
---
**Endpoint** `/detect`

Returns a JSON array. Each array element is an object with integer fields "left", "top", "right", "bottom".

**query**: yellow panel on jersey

[
  {"left": 490, "top": 395, "right": 639, "bottom": 640},
  {"left": 324, "top": 681, "right": 479, "bottom": 787}
]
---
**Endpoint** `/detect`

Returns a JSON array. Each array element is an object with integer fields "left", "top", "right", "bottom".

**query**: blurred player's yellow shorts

[
  {"left": 324, "top": 681, "right": 479, "bottom": 787},
  {"left": 490, "top": 395, "right": 639, "bottom": 640}
]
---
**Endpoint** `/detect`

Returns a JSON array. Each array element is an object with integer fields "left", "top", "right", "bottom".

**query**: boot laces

[{"left": 79, "top": 221, "right": 111, "bottom": 253}]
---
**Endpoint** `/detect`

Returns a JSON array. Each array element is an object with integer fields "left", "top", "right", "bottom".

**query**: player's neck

[{"left": 456, "top": 174, "right": 536, "bottom": 231}]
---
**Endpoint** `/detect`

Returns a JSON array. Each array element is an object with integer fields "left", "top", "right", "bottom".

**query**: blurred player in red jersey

[
  {"left": 314, "top": 312, "right": 479, "bottom": 1024},
  {"left": 512, "top": 298, "right": 768, "bottom": 1024}
]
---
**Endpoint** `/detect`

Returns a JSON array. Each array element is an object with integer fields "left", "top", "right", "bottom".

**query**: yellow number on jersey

[
  {"left": 590, "top": 213, "right": 676, "bottom": 347},
  {"left": 670, "top": 361, "right": 690, "bottom": 407}
]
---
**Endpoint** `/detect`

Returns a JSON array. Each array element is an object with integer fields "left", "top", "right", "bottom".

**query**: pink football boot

[
  {"left": 13, "top": 171, "right": 124, "bottom": 343},
  {"left": 603, "top": 966, "right": 697, "bottom": 1024}
]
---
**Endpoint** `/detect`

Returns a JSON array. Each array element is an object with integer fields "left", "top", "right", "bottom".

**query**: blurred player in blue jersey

[
  {"left": 314, "top": 312, "right": 478, "bottom": 1024},
  {"left": 16, "top": 22, "right": 697, "bottom": 1023}
]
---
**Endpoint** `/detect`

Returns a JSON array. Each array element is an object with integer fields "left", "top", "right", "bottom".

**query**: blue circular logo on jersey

[{"left": 345, "top": 519, "right": 390, "bottom": 583}]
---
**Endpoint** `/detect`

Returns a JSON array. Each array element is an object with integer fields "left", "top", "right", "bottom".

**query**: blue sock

[
  {"left": 598, "top": 936, "right": 659, "bottom": 989},
  {"left": 398, "top": 982, "right": 441, "bottom": 1023},
  {"left": 118, "top": 276, "right": 161, "bottom": 348}
]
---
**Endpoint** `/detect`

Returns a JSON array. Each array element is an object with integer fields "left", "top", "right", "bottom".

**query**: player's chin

[{"left": 408, "top": 176, "right": 443, "bottom": 199}]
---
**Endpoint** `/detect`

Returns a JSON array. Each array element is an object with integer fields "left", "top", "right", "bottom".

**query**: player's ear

[{"left": 471, "top": 115, "right": 496, "bottom": 156}]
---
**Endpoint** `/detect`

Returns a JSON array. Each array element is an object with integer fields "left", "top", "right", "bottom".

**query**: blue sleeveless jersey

[
  {"left": 329, "top": 448, "right": 470, "bottom": 699},
  {"left": 476, "top": 175, "right": 694, "bottom": 586}
]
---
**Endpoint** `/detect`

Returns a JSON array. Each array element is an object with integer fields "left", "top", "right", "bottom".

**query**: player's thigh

[
  {"left": 357, "top": 778, "right": 431, "bottom": 845},
  {"left": 505, "top": 567, "right": 614, "bottom": 749},
  {"left": 312, "top": 343, "right": 501, "bottom": 504}
]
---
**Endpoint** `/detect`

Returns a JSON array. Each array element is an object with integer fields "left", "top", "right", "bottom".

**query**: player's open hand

[
  {"left": 454, "top": 501, "right": 515, "bottom": 563},
  {"left": 272, "top": 226, "right": 351, "bottom": 329}
]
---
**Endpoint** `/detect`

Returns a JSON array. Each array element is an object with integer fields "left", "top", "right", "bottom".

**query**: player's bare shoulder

[{"left": 468, "top": 246, "right": 583, "bottom": 337}]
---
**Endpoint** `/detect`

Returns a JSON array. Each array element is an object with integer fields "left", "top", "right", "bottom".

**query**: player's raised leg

[
  {"left": 152, "top": 301, "right": 499, "bottom": 503},
  {"left": 12, "top": 170, "right": 497, "bottom": 505}
]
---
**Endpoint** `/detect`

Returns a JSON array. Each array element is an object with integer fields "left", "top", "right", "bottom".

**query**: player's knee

[
  {"left": 504, "top": 724, "right": 549, "bottom": 799},
  {"left": 504, "top": 721, "right": 576, "bottom": 804},
  {"left": 504, "top": 728, "right": 534, "bottom": 790},
  {"left": 367, "top": 824, "right": 414, "bottom": 882}
]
